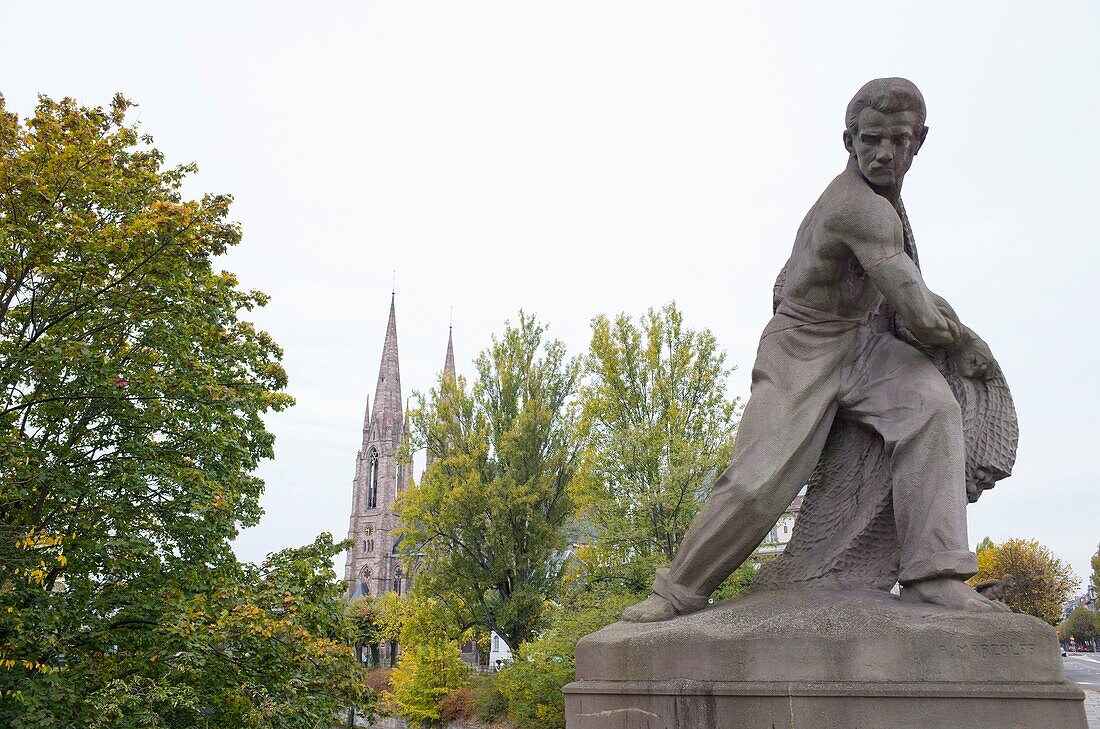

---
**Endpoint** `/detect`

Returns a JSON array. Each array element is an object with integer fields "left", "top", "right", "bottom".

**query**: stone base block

[
  {"left": 565, "top": 588, "right": 1088, "bottom": 728},
  {"left": 565, "top": 679, "right": 1087, "bottom": 728}
]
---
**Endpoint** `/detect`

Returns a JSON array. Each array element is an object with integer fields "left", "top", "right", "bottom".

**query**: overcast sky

[{"left": 2, "top": 1, "right": 1097, "bottom": 590}]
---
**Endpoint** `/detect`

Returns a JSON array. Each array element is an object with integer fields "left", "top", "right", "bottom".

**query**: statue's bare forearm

[
  {"left": 865, "top": 255, "right": 960, "bottom": 346},
  {"left": 928, "top": 293, "right": 990, "bottom": 351}
]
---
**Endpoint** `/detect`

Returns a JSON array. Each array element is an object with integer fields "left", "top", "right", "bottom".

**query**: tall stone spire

[
  {"left": 344, "top": 294, "right": 408, "bottom": 600},
  {"left": 370, "top": 294, "right": 403, "bottom": 444}
]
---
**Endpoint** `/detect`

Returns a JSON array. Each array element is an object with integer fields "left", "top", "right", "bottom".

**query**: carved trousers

[{"left": 652, "top": 303, "right": 978, "bottom": 614}]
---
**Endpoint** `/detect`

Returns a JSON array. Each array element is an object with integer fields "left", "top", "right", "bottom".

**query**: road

[{"left": 1065, "top": 653, "right": 1100, "bottom": 727}]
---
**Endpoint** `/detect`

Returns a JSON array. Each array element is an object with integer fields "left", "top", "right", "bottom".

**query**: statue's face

[{"left": 845, "top": 107, "right": 927, "bottom": 188}]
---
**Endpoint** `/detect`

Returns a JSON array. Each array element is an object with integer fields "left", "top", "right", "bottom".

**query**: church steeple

[
  {"left": 345, "top": 294, "right": 408, "bottom": 600},
  {"left": 443, "top": 325, "right": 456, "bottom": 385},
  {"left": 369, "top": 294, "right": 403, "bottom": 443}
]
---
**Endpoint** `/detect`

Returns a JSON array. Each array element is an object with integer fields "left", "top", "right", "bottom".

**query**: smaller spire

[
  {"left": 426, "top": 325, "right": 456, "bottom": 470},
  {"left": 443, "top": 325, "right": 456, "bottom": 384}
]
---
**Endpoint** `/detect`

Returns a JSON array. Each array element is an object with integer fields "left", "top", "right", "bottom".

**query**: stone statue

[
  {"left": 623, "top": 77, "right": 1018, "bottom": 623},
  {"left": 567, "top": 80, "right": 1084, "bottom": 729}
]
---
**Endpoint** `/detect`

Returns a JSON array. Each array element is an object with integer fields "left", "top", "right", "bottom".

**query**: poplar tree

[
  {"left": 575, "top": 303, "right": 739, "bottom": 590},
  {"left": 401, "top": 313, "right": 579, "bottom": 651}
]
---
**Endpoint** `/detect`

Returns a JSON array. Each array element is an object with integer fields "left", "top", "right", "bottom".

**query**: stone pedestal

[{"left": 564, "top": 588, "right": 1087, "bottom": 728}]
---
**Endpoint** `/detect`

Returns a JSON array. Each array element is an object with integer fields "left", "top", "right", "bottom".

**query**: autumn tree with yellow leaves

[
  {"left": 969, "top": 538, "right": 1077, "bottom": 625},
  {"left": 387, "top": 595, "right": 469, "bottom": 725}
]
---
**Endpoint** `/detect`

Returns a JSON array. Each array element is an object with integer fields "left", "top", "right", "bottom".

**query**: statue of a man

[{"left": 624, "top": 78, "right": 1009, "bottom": 623}]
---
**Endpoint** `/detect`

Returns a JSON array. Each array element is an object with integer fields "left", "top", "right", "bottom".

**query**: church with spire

[{"left": 343, "top": 294, "right": 456, "bottom": 600}]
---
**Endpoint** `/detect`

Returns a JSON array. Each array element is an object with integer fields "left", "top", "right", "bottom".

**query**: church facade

[{"left": 343, "top": 295, "right": 455, "bottom": 599}]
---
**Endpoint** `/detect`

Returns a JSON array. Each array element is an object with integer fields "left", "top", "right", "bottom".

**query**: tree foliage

[
  {"left": 343, "top": 596, "right": 382, "bottom": 667},
  {"left": 708, "top": 560, "right": 757, "bottom": 603},
  {"left": 0, "top": 94, "right": 366, "bottom": 727},
  {"left": 497, "top": 584, "right": 642, "bottom": 729},
  {"left": 373, "top": 591, "right": 407, "bottom": 667},
  {"left": 102, "top": 534, "right": 375, "bottom": 728},
  {"left": 401, "top": 313, "right": 580, "bottom": 651},
  {"left": 343, "top": 592, "right": 406, "bottom": 668},
  {"left": 496, "top": 586, "right": 637, "bottom": 729},
  {"left": 969, "top": 538, "right": 1078, "bottom": 625},
  {"left": 575, "top": 302, "right": 739, "bottom": 590},
  {"left": 387, "top": 595, "right": 468, "bottom": 726},
  {"left": 1060, "top": 607, "right": 1099, "bottom": 645}
]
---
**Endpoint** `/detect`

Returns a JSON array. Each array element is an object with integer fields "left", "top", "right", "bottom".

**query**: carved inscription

[{"left": 937, "top": 642, "right": 1037, "bottom": 658}]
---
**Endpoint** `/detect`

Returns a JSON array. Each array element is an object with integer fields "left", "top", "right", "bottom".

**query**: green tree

[
  {"left": 1059, "top": 607, "right": 1099, "bottom": 646},
  {"left": 0, "top": 94, "right": 364, "bottom": 726},
  {"left": 400, "top": 313, "right": 580, "bottom": 651},
  {"left": 343, "top": 591, "right": 407, "bottom": 669},
  {"left": 976, "top": 536, "right": 996, "bottom": 555},
  {"left": 111, "top": 534, "right": 374, "bottom": 727},
  {"left": 341, "top": 597, "right": 382, "bottom": 729},
  {"left": 387, "top": 595, "right": 469, "bottom": 726},
  {"left": 575, "top": 302, "right": 739, "bottom": 590},
  {"left": 969, "top": 538, "right": 1078, "bottom": 625},
  {"left": 374, "top": 591, "right": 407, "bottom": 668},
  {"left": 344, "top": 596, "right": 381, "bottom": 666}
]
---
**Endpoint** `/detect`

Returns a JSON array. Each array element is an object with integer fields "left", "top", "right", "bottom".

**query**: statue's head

[{"left": 843, "top": 78, "right": 929, "bottom": 189}]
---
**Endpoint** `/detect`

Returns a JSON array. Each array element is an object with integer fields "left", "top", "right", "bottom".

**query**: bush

[
  {"left": 472, "top": 675, "right": 509, "bottom": 723},
  {"left": 364, "top": 668, "right": 393, "bottom": 700},
  {"left": 497, "top": 587, "right": 638, "bottom": 729},
  {"left": 497, "top": 653, "right": 571, "bottom": 728},
  {"left": 439, "top": 688, "right": 476, "bottom": 722}
]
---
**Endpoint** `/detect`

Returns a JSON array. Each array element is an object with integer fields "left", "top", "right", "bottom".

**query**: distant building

[
  {"left": 1063, "top": 585, "right": 1098, "bottom": 619},
  {"left": 757, "top": 494, "right": 803, "bottom": 557},
  {"left": 489, "top": 631, "right": 512, "bottom": 668},
  {"left": 343, "top": 295, "right": 456, "bottom": 600}
]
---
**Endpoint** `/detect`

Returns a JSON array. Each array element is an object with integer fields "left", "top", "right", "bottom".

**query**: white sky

[{"left": 2, "top": 1, "right": 1097, "bottom": 590}]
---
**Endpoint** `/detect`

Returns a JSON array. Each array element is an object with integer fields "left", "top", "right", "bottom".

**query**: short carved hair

[{"left": 845, "top": 78, "right": 926, "bottom": 133}]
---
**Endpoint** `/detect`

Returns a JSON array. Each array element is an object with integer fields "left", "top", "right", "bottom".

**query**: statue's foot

[
  {"left": 900, "top": 577, "right": 1011, "bottom": 613},
  {"left": 622, "top": 594, "right": 679, "bottom": 623}
]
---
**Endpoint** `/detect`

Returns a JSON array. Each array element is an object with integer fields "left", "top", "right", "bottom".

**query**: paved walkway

[{"left": 1085, "top": 691, "right": 1100, "bottom": 728}]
